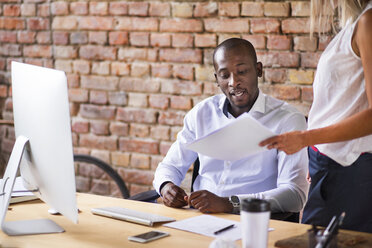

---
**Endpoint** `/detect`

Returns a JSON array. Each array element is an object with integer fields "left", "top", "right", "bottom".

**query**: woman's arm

[{"left": 260, "top": 10, "right": 372, "bottom": 154}]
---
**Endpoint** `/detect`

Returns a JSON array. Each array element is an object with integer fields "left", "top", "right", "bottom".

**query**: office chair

[{"left": 74, "top": 154, "right": 130, "bottom": 199}]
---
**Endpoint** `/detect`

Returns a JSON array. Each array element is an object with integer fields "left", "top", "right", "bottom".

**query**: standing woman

[{"left": 260, "top": 0, "right": 372, "bottom": 233}]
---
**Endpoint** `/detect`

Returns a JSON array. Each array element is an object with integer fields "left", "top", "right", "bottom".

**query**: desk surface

[{"left": 0, "top": 193, "right": 369, "bottom": 248}]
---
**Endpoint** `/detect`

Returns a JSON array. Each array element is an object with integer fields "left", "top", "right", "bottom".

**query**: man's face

[{"left": 214, "top": 47, "right": 262, "bottom": 117}]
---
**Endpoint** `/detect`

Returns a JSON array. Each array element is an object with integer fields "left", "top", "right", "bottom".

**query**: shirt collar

[{"left": 218, "top": 90, "right": 266, "bottom": 118}]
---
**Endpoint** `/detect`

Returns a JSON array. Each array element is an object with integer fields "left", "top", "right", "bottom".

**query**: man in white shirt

[{"left": 153, "top": 38, "right": 309, "bottom": 214}]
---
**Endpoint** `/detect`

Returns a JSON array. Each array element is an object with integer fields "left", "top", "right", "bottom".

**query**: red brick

[
  {"left": 90, "top": 90, "right": 108, "bottom": 105},
  {"left": 0, "top": 17, "right": 25, "bottom": 29},
  {"left": 204, "top": 82, "right": 220, "bottom": 95},
  {"left": 260, "top": 84, "right": 301, "bottom": 101},
  {"left": 67, "top": 73, "right": 80, "bottom": 88},
  {"left": 161, "top": 80, "right": 202, "bottom": 95},
  {"left": 115, "top": 17, "right": 158, "bottom": 31},
  {"left": 250, "top": 18, "right": 280, "bottom": 33},
  {"left": 130, "top": 32, "right": 149, "bottom": 47},
  {"left": 301, "top": 52, "right": 322, "bottom": 68},
  {"left": 264, "top": 2, "right": 290, "bottom": 17},
  {"left": 204, "top": 18, "right": 249, "bottom": 33},
  {"left": 80, "top": 45, "right": 116, "bottom": 60},
  {"left": 79, "top": 134, "right": 117, "bottom": 150},
  {"left": 264, "top": 68, "right": 287, "bottom": 84},
  {"left": 151, "top": 64, "right": 172, "bottom": 78},
  {"left": 70, "top": 32, "right": 88, "bottom": 44},
  {"left": 170, "top": 96, "right": 192, "bottom": 110},
  {"left": 218, "top": 2, "right": 240, "bottom": 17},
  {"left": 109, "top": 31, "right": 128, "bottom": 45},
  {"left": 110, "top": 122, "right": 129, "bottom": 137},
  {"left": 73, "top": 60, "right": 90, "bottom": 74},
  {"left": 72, "top": 120, "right": 89, "bottom": 133},
  {"left": 159, "top": 142, "right": 172, "bottom": 156},
  {"left": 267, "top": 35, "right": 291, "bottom": 50},
  {"left": 119, "top": 168, "right": 154, "bottom": 185},
  {"left": 111, "top": 62, "right": 130, "bottom": 76},
  {"left": 149, "top": 94, "right": 169, "bottom": 110},
  {"left": 119, "top": 78, "right": 160, "bottom": 93},
  {"left": 79, "top": 17, "right": 113, "bottom": 30},
  {"left": 4, "top": 4, "right": 21, "bottom": 16},
  {"left": 129, "top": 123, "right": 149, "bottom": 138},
  {"left": 318, "top": 36, "right": 332, "bottom": 51},
  {"left": 241, "top": 2, "right": 264, "bottom": 17},
  {"left": 130, "top": 153, "right": 150, "bottom": 169},
  {"left": 0, "top": 85, "right": 8, "bottom": 97},
  {"left": 52, "top": 17, "right": 77, "bottom": 30},
  {"left": 301, "top": 86, "right": 313, "bottom": 102},
  {"left": 195, "top": 34, "right": 216, "bottom": 48},
  {"left": 51, "top": 1, "right": 68, "bottom": 15},
  {"left": 128, "top": 2, "right": 148, "bottom": 16},
  {"left": 109, "top": 2, "right": 128, "bottom": 15},
  {"left": 55, "top": 60, "right": 72, "bottom": 73},
  {"left": 36, "top": 31, "right": 50, "bottom": 44},
  {"left": 80, "top": 104, "right": 116, "bottom": 120},
  {"left": 54, "top": 46, "right": 78, "bottom": 59},
  {"left": 108, "top": 91, "right": 127, "bottom": 106},
  {"left": 88, "top": 31, "right": 107, "bottom": 45},
  {"left": 172, "top": 33, "right": 193, "bottom": 48},
  {"left": 27, "top": 17, "right": 49, "bottom": 30},
  {"left": 90, "top": 121, "right": 109, "bottom": 135},
  {"left": 119, "top": 139, "right": 158, "bottom": 155},
  {"left": 0, "top": 31, "right": 17, "bottom": 43},
  {"left": 69, "top": 88, "right": 89, "bottom": 102},
  {"left": 282, "top": 18, "right": 310, "bottom": 34},
  {"left": 291, "top": 1, "right": 311, "bottom": 17},
  {"left": 70, "top": 2, "right": 88, "bottom": 15},
  {"left": 160, "top": 19, "right": 202, "bottom": 33},
  {"left": 37, "top": 3, "right": 50, "bottom": 17},
  {"left": 159, "top": 49, "right": 202, "bottom": 63},
  {"left": 52, "top": 31, "right": 68, "bottom": 45},
  {"left": 92, "top": 61, "right": 110, "bottom": 75},
  {"left": 194, "top": 2, "right": 218, "bottom": 17},
  {"left": 150, "top": 126, "right": 170, "bottom": 141},
  {"left": 149, "top": 2, "right": 170, "bottom": 17},
  {"left": 116, "top": 107, "right": 157, "bottom": 124},
  {"left": 150, "top": 155, "right": 164, "bottom": 170},
  {"left": 242, "top": 35, "right": 266, "bottom": 50},
  {"left": 294, "top": 36, "right": 317, "bottom": 51},
  {"left": 128, "top": 92, "right": 148, "bottom": 107},
  {"left": 81, "top": 75, "right": 118, "bottom": 91},
  {"left": 21, "top": 4, "right": 36, "bottom": 16},
  {"left": 158, "top": 111, "right": 185, "bottom": 126},
  {"left": 258, "top": 51, "right": 299, "bottom": 67},
  {"left": 151, "top": 33, "right": 171, "bottom": 47},
  {"left": 23, "top": 45, "right": 52, "bottom": 58},
  {"left": 89, "top": 2, "right": 108, "bottom": 15},
  {"left": 131, "top": 63, "right": 150, "bottom": 77},
  {"left": 173, "top": 64, "right": 194, "bottom": 80}
]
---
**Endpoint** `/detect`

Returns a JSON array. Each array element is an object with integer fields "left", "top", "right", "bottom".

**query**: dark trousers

[{"left": 302, "top": 147, "right": 372, "bottom": 233}]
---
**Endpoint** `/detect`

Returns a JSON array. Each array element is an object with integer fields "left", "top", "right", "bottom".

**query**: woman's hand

[{"left": 259, "top": 130, "right": 308, "bottom": 155}]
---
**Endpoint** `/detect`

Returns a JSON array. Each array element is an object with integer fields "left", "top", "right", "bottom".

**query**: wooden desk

[{"left": 0, "top": 193, "right": 367, "bottom": 247}]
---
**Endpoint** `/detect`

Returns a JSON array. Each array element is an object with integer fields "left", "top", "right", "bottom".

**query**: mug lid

[{"left": 241, "top": 198, "right": 270, "bottom": 212}]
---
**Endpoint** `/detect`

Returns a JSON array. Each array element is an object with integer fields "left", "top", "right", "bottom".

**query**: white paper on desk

[
  {"left": 185, "top": 113, "right": 275, "bottom": 161},
  {"left": 164, "top": 215, "right": 242, "bottom": 241},
  {"left": 0, "top": 177, "right": 34, "bottom": 197}
]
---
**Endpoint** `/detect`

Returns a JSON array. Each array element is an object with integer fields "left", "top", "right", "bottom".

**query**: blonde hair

[{"left": 310, "top": 0, "right": 370, "bottom": 35}]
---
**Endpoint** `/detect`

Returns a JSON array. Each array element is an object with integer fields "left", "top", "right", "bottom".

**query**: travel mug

[{"left": 241, "top": 198, "right": 271, "bottom": 248}]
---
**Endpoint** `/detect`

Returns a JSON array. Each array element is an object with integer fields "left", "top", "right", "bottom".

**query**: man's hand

[
  {"left": 185, "top": 190, "right": 233, "bottom": 213},
  {"left": 160, "top": 182, "right": 188, "bottom": 208}
]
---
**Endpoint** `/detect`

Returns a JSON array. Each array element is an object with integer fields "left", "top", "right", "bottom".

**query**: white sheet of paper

[
  {"left": 164, "top": 215, "right": 242, "bottom": 241},
  {"left": 0, "top": 177, "right": 34, "bottom": 197},
  {"left": 185, "top": 113, "right": 275, "bottom": 161}
]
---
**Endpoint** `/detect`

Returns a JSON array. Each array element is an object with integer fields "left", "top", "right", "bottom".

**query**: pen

[{"left": 214, "top": 224, "right": 235, "bottom": 235}]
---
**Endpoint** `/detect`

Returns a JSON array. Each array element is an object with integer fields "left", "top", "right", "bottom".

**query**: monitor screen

[{"left": 0, "top": 62, "right": 78, "bottom": 235}]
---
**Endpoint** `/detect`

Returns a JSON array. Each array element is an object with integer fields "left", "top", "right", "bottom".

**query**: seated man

[{"left": 153, "top": 38, "right": 309, "bottom": 214}]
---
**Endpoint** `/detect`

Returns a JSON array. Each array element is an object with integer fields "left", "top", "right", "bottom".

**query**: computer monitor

[{"left": 0, "top": 61, "right": 78, "bottom": 236}]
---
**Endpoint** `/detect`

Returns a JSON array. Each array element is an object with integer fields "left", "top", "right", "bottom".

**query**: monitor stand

[{"left": 0, "top": 136, "right": 64, "bottom": 236}]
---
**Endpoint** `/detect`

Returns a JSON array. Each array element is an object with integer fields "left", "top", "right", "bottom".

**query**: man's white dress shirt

[{"left": 153, "top": 91, "right": 309, "bottom": 212}]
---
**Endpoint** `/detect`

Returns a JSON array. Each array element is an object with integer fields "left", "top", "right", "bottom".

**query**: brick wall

[{"left": 0, "top": 0, "right": 330, "bottom": 198}]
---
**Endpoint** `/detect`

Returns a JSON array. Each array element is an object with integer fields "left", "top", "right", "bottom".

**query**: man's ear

[
  {"left": 256, "top": 62, "right": 263, "bottom": 77},
  {"left": 214, "top": 73, "right": 220, "bottom": 87}
]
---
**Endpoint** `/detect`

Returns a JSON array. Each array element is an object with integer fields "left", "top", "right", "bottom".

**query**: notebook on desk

[{"left": 91, "top": 206, "right": 176, "bottom": 226}]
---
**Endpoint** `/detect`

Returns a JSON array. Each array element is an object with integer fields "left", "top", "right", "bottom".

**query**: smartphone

[{"left": 128, "top": 231, "right": 169, "bottom": 243}]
